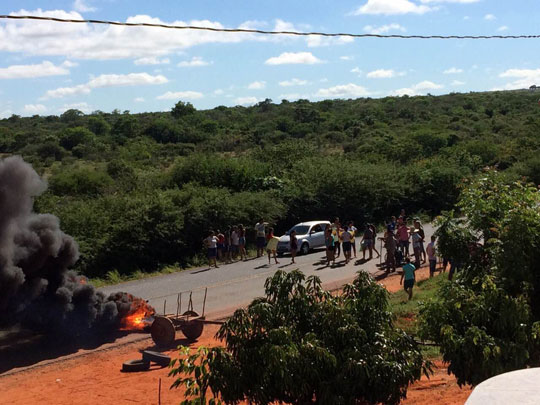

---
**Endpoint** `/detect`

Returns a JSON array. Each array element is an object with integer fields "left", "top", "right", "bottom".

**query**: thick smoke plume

[{"left": 0, "top": 156, "right": 149, "bottom": 334}]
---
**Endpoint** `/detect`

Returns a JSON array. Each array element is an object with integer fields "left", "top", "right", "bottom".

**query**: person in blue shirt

[{"left": 400, "top": 257, "right": 416, "bottom": 300}]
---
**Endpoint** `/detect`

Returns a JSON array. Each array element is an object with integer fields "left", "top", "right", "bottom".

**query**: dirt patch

[{"left": 1, "top": 268, "right": 472, "bottom": 405}]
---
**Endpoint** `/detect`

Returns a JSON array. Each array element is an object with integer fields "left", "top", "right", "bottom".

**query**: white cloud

[
  {"left": 134, "top": 57, "right": 170, "bottom": 65},
  {"left": 497, "top": 25, "right": 509, "bottom": 32},
  {"left": 0, "top": 109, "right": 13, "bottom": 119},
  {"left": 279, "top": 78, "right": 309, "bottom": 87},
  {"left": 177, "top": 56, "right": 212, "bottom": 67},
  {"left": 463, "top": 15, "right": 470, "bottom": 20},
  {"left": 419, "top": 0, "right": 480, "bottom": 3},
  {"left": 73, "top": 0, "right": 96, "bottom": 12},
  {"left": 443, "top": 67, "right": 463, "bottom": 74},
  {"left": 0, "top": 61, "right": 70, "bottom": 79},
  {"left": 213, "top": 89, "right": 224, "bottom": 95},
  {"left": 351, "top": 67, "right": 363, "bottom": 75},
  {"left": 0, "top": 9, "right": 273, "bottom": 61},
  {"left": 499, "top": 68, "right": 540, "bottom": 89},
  {"left": 247, "top": 81, "right": 266, "bottom": 90},
  {"left": 363, "top": 23, "right": 406, "bottom": 35},
  {"left": 24, "top": 104, "right": 47, "bottom": 114},
  {"left": 134, "top": 97, "right": 145, "bottom": 102},
  {"left": 484, "top": 14, "right": 496, "bottom": 20},
  {"left": 316, "top": 83, "right": 371, "bottom": 98},
  {"left": 62, "top": 60, "right": 78, "bottom": 68},
  {"left": 44, "top": 72, "right": 168, "bottom": 99},
  {"left": 351, "top": 0, "right": 432, "bottom": 15},
  {"left": 366, "top": 69, "right": 405, "bottom": 79},
  {"left": 451, "top": 80, "right": 465, "bottom": 86},
  {"left": 265, "top": 52, "right": 322, "bottom": 65},
  {"left": 59, "top": 102, "right": 92, "bottom": 114},
  {"left": 279, "top": 93, "right": 305, "bottom": 100},
  {"left": 320, "top": 78, "right": 329, "bottom": 83},
  {"left": 156, "top": 91, "right": 203, "bottom": 100},
  {"left": 235, "top": 96, "right": 259, "bottom": 105},
  {"left": 306, "top": 35, "right": 354, "bottom": 47},
  {"left": 340, "top": 56, "right": 354, "bottom": 61},
  {"left": 391, "top": 80, "right": 443, "bottom": 96}
]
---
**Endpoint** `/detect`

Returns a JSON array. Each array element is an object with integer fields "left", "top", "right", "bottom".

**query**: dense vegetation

[
  {"left": 420, "top": 174, "right": 540, "bottom": 386},
  {"left": 1, "top": 90, "right": 539, "bottom": 278},
  {"left": 170, "top": 270, "right": 430, "bottom": 405}
]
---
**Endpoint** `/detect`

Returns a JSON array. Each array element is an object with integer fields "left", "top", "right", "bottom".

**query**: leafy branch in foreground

[
  {"left": 170, "top": 270, "right": 431, "bottom": 405},
  {"left": 420, "top": 173, "right": 540, "bottom": 386}
]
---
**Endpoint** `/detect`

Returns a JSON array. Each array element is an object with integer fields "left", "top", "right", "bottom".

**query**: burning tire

[
  {"left": 122, "top": 359, "right": 150, "bottom": 372},
  {"left": 142, "top": 350, "right": 171, "bottom": 367}
]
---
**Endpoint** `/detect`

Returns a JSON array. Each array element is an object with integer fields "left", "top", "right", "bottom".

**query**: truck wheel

[{"left": 301, "top": 243, "right": 309, "bottom": 255}]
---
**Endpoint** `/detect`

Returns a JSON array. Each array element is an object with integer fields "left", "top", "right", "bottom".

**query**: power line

[{"left": 1, "top": 14, "right": 539, "bottom": 40}]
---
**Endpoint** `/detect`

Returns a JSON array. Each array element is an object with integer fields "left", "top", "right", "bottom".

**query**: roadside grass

[
  {"left": 389, "top": 272, "right": 447, "bottom": 359},
  {"left": 89, "top": 246, "right": 261, "bottom": 287}
]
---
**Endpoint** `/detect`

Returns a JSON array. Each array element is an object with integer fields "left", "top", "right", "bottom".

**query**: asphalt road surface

[{"left": 100, "top": 224, "right": 435, "bottom": 318}]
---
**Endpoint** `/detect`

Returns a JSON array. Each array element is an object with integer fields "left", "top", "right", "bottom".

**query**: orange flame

[{"left": 119, "top": 296, "right": 156, "bottom": 331}]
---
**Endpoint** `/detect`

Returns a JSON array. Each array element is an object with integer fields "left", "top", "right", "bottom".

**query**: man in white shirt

[
  {"left": 204, "top": 231, "right": 219, "bottom": 269},
  {"left": 255, "top": 218, "right": 268, "bottom": 258},
  {"left": 426, "top": 235, "right": 437, "bottom": 278}
]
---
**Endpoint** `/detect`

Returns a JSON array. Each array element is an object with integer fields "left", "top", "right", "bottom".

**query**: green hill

[{"left": 1, "top": 90, "right": 539, "bottom": 278}]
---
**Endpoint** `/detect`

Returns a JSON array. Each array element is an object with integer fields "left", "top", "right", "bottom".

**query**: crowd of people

[{"left": 203, "top": 211, "right": 444, "bottom": 300}]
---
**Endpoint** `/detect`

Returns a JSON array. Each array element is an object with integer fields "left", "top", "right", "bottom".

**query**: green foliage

[
  {"left": 3, "top": 90, "right": 540, "bottom": 278},
  {"left": 171, "top": 270, "right": 430, "bottom": 405},
  {"left": 172, "top": 101, "right": 196, "bottom": 119},
  {"left": 48, "top": 166, "right": 113, "bottom": 196},
  {"left": 419, "top": 174, "right": 540, "bottom": 386}
]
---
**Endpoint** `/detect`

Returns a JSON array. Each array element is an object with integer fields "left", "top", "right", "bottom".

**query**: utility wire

[{"left": 1, "top": 14, "right": 539, "bottom": 40}]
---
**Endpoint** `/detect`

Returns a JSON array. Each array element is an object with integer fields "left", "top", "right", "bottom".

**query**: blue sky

[{"left": 1, "top": 0, "right": 539, "bottom": 117}]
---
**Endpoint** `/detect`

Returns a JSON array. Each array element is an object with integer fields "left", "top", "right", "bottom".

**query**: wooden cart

[{"left": 150, "top": 288, "right": 223, "bottom": 347}]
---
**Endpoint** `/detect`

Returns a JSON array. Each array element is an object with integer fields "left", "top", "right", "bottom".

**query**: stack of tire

[{"left": 121, "top": 350, "right": 171, "bottom": 372}]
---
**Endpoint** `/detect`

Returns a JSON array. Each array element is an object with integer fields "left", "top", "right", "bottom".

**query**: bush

[
  {"left": 419, "top": 174, "right": 540, "bottom": 386},
  {"left": 49, "top": 167, "right": 113, "bottom": 196},
  {"left": 171, "top": 270, "right": 429, "bottom": 404}
]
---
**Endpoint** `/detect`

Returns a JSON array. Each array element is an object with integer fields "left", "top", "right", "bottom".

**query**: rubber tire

[
  {"left": 142, "top": 350, "right": 171, "bottom": 367},
  {"left": 300, "top": 243, "right": 309, "bottom": 255},
  {"left": 122, "top": 359, "right": 150, "bottom": 372}
]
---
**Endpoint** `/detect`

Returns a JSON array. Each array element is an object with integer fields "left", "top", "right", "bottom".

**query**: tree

[
  {"left": 171, "top": 101, "right": 196, "bottom": 119},
  {"left": 419, "top": 173, "right": 540, "bottom": 386},
  {"left": 171, "top": 270, "right": 429, "bottom": 405}
]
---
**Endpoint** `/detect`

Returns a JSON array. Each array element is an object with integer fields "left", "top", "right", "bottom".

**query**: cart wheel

[
  {"left": 180, "top": 311, "right": 204, "bottom": 341},
  {"left": 151, "top": 316, "right": 176, "bottom": 347}
]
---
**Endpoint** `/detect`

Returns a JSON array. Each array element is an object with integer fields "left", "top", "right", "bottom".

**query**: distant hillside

[{"left": 1, "top": 90, "right": 538, "bottom": 277}]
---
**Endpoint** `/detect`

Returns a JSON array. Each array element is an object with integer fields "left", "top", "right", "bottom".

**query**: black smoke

[{"left": 0, "top": 156, "right": 145, "bottom": 335}]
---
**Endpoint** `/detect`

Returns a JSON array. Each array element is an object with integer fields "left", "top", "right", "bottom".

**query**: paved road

[{"left": 100, "top": 224, "right": 435, "bottom": 318}]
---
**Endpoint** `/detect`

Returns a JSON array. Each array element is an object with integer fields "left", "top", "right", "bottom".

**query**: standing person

[
  {"left": 369, "top": 224, "right": 381, "bottom": 258},
  {"left": 325, "top": 226, "right": 335, "bottom": 266},
  {"left": 411, "top": 228, "right": 422, "bottom": 270},
  {"left": 361, "top": 224, "right": 374, "bottom": 260},
  {"left": 216, "top": 229, "right": 225, "bottom": 262},
  {"left": 290, "top": 230, "right": 298, "bottom": 264},
  {"left": 400, "top": 258, "right": 416, "bottom": 300},
  {"left": 414, "top": 219, "right": 426, "bottom": 263},
  {"left": 397, "top": 221, "right": 410, "bottom": 258},
  {"left": 426, "top": 235, "right": 437, "bottom": 278},
  {"left": 238, "top": 224, "right": 247, "bottom": 261},
  {"left": 399, "top": 209, "right": 407, "bottom": 225},
  {"left": 266, "top": 228, "right": 280, "bottom": 265},
  {"left": 223, "top": 227, "right": 232, "bottom": 264},
  {"left": 348, "top": 221, "right": 357, "bottom": 259},
  {"left": 389, "top": 216, "right": 397, "bottom": 232},
  {"left": 331, "top": 218, "right": 341, "bottom": 259},
  {"left": 204, "top": 231, "right": 219, "bottom": 269},
  {"left": 231, "top": 226, "right": 239, "bottom": 261},
  {"left": 384, "top": 231, "right": 397, "bottom": 273},
  {"left": 255, "top": 218, "right": 268, "bottom": 258},
  {"left": 341, "top": 225, "right": 352, "bottom": 265}
]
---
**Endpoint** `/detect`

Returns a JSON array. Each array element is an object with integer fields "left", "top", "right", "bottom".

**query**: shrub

[{"left": 171, "top": 270, "right": 430, "bottom": 404}]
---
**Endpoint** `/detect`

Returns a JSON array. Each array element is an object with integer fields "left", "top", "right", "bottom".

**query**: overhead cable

[{"left": 1, "top": 14, "right": 539, "bottom": 40}]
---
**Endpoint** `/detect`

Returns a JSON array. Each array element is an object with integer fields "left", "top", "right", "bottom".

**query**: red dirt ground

[{"left": 1, "top": 267, "right": 472, "bottom": 405}]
